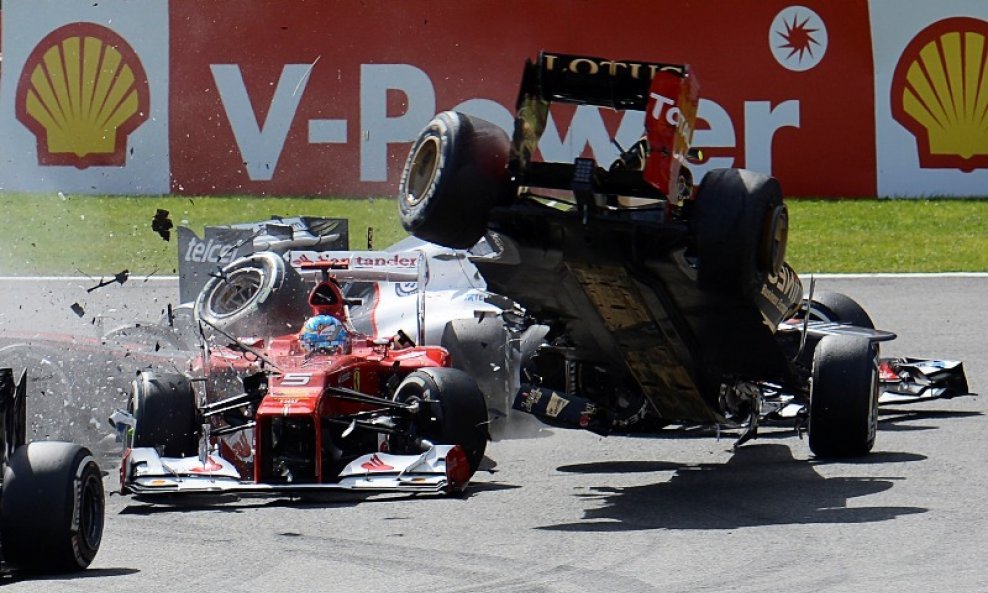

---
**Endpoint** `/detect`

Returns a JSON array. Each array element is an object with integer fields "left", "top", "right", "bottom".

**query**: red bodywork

[
  {"left": 194, "top": 273, "right": 450, "bottom": 482},
  {"left": 643, "top": 67, "right": 700, "bottom": 201}
]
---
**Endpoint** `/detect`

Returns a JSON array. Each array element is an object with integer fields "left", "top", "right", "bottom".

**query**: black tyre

[
  {"left": 194, "top": 252, "right": 307, "bottom": 339},
  {"left": 0, "top": 442, "right": 104, "bottom": 573},
  {"left": 398, "top": 111, "right": 511, "bottom": 249},
  {"left": 691, "top": 168, "right": 788, "bottom": 296},
  {"left": 809, "top": 334, "right": 879, "bottom": 458},
  {"left": 392, "top": 367, "right": 489, "bottom": 474},
  {"left": 801, "top": 291, "right": 875, "bottom": 329},
  {"left": 129, "top": 371, "right": 198, "bottom": 457}
]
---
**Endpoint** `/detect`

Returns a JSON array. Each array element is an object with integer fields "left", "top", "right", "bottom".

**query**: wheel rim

[
  {"left": 126, "top": 377, "right": 144, "bottom": 448},
  {"left": 207, "top": 269, "right": 263, "bottom": 317},
  {"left": 79, "top": 470, "right": 104, "bottom": 551},
  {"left": 758, "top": 204, "right": 789, "bottom": 273},
  {"left": 867, "top": 358, "right": 879, "bottom": 443},
  {"left": 404, "top": 136, "right": 440, "bottom": 207}
]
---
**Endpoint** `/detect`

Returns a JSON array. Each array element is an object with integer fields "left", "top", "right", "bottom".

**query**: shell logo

[
  {"left": 891, "top": 17, "right": 988, "bottom": 172},
  {"left": 15, "top": 23, "right": 149, "bottom": 169}
]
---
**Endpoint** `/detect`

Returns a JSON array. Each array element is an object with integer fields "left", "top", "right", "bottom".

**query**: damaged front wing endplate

[{"left": 879, "top": 358, "right": 969, "bottom": 404}]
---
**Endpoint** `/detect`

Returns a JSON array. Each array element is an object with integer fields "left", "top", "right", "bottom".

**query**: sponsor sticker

[{"left": 545, "top": 392, "right": 570, "bottom": 418}]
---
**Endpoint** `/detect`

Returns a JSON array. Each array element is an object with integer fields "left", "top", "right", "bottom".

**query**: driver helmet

[{"left": 300, "top": 315, "right": 349, "bottom": 353}]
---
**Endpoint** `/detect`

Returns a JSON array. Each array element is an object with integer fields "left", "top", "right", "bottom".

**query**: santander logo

[
  {"left": 891, "top": 17, "right": 988, "bottom": 172},
  {"left": 15, "top": 22, "right": 150, "bottom": 169}
]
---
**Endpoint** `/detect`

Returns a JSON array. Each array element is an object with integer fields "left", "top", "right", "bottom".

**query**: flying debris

[
  {"left": 151, "top": 209, "right": 174, "bottom": 241},
  {"left": 86, "top": 270, "right": 130, "bottom": 293}
]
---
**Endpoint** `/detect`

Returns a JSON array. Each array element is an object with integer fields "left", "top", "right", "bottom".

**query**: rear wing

[
  {"left": 511, "top": 51, "right": 699, "bottom": 201},
  {"left": 292, "top": 251, "right": 421, "bottom": 283},
  {"left": 516, "top": 52, "right": 687, "bottom": 111},
  {"left": 292, "top": 251, "right": 428, "bottom": 345}
]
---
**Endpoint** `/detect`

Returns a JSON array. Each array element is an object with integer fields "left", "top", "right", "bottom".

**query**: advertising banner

[
  {"left": 871, "top": 0, "right": 988, "bottom": 197},
  {"left": 0, "top": 1, "right": 983, "bottom": 198},
  {"left": 168, "top": 0, "right": 876, "bottom": 197},
  {"left": 0, "top": 0, "right": 170, "bottom": 194}
]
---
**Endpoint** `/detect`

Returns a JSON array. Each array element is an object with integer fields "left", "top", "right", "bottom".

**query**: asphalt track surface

[{"left": 0, "top": 276, "right": 984, "bottom": 593}]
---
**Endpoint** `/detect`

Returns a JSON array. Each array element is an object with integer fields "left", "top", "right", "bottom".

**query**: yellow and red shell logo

[
  {"left": 891, "top": 17, "right": 988, "bottom": 172},
  {"left": 15, "top": 23, "right": 150, "bottom": 169}
]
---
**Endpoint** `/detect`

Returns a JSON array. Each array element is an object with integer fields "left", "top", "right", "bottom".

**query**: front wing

[
  {"left": 879, "top": 358, "right": 970, "bottom": 404},
  {"left": 121, "top": 444, "right": 470, "bottom": 500},
  {"left": 777, "top": 320, "right": 972, "bottom": 404}
]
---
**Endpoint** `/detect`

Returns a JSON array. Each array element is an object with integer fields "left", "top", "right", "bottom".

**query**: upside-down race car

[
  {"left": 114, "top": 258, "right": 489, "bottom": 500},
  {"left": 396, "top": 51, "right": 972, "bottom": 457}
]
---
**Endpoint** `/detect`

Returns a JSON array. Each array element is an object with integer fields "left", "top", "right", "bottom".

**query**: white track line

[
  {"left": 807, "top": 273, "right": 988, "bottom": 279},
  {"left": 0, "top": 273, "right": 986, "bottom": 282},
  {"left": 0, "top": 275, "right": 180, "bottom": 281}
]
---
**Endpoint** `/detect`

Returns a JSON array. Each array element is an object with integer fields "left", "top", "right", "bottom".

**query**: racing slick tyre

[
  {"left": 0, "top": 442, "right": 104, "bottom": 573},
  {"left": 398, "top": 111, "right": 511, "bottom": 249},
  {"left": 194, "top": 252, "right": 308, "bottom": 339},
  {"left": 128, "top": 371, "right": 198, "bottom": 457},
  {"left": 392, "top": 367, "right": 489, "bottom": 474},
  {"left": 809, "top": 334, "right": 879, "bottom": 458},
  {"left": 691, "top": 168, "right": 788, "bottom": 297},
  {"left": 801, "top": 291, "right": 875, "bottom": 329}
]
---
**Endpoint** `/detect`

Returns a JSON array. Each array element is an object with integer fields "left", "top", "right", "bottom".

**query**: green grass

[
  {"left": 0, "top": 194, "right": 405, "bottom": 276},
  {"left": 786, "top": 199, "right": 988, "bottom": 273},
  {"left": 0, "top": 193, "right": 986, "bottom": 275}
]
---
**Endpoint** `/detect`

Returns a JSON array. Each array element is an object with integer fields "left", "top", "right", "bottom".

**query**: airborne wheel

[
  {"left": 398, "top": 111, "right": 511, "bottom": 249},
  {"left": 691, "top": 168, "right": 788, "bottom": 297}
]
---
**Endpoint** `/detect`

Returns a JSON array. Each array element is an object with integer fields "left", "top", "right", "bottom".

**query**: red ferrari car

[{"left": 116, "top": 257, "right": 489, "bottom": 500}]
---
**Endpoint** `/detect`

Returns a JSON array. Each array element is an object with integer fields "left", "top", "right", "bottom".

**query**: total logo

[
  {"left": 769, "top": 6, "right": 829, "bottom": 72},
  {"left": 891, "top": 17, "right": 988, "bottom": 172},
  {"left": 15, "top": 22, "right": 150, "bottom": 169}
]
